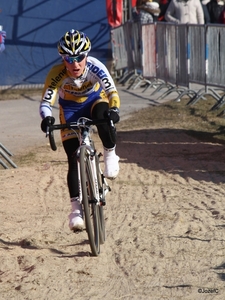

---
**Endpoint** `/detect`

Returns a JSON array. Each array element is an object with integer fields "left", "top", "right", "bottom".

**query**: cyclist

[{"left": 39, "top": 29, "right": 120, "bottom": 231}]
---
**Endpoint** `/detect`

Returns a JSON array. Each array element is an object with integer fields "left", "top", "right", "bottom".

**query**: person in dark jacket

[
  {"left": 207, "top": 0, "right": 225, "bottom": 23},
  {"left": 158, "top": 0, "right": 171, "bottom": 21},
  {"left": 200, "top": 0, "right": 211, "bottom": 23}
]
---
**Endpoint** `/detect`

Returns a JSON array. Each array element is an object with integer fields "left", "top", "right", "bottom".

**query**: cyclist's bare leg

[{"left": 63, "top": 139, "right": 84, "bottom": 231}]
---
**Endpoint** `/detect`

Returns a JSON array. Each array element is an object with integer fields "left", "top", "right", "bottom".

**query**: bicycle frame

[{"left": 47, "top": 116, "right": 112, "bottom": 255}]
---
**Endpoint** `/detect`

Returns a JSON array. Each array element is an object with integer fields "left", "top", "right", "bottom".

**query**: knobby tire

[
  {"left": 95, "top": 153, "right": 106, "bottom": 244},
  {"left": 80, "top": 147, "right": 100, "bottom": 256}
]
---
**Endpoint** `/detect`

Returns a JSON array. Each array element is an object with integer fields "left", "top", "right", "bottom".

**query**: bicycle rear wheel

[
  {"left": 80, "top": 147, "right": 100, "bottom": 256},
  {"left": 95, "top": 153, "right": 106, "bottom": 244}
]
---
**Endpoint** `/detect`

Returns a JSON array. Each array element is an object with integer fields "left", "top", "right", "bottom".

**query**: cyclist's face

[{"left": 64, "top": 56, "right": 87, "bottom": 78}]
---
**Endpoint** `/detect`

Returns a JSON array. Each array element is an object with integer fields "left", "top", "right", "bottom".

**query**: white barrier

[
  {"left": 0, "top": 143, "right": 17, "bottom": 169},
  {"left": 111, "top": 22, "right": 225, "bottom": 110}
]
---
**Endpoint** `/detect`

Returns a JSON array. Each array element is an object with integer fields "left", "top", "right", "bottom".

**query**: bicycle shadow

[
  {"left": 116, "top": 128, "right": 225, "bottom": 184},
  {"left": 0, "top": 237, "right": 92, "bottom": 257}
]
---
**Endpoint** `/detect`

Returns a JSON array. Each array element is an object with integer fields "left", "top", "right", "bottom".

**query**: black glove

[
  {"left": 105, "top": 107, "right": 120, "bottom": 124},
  {"left": 41, "top": 116, "right": 55, "bottom": 133}
]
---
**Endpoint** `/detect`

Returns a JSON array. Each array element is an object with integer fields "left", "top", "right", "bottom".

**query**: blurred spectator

[
  {"left": 219, "top": 3, "right": 225, "bottom": 23},
  {"left": 207, "top": 0, "right": 225, "bottom": 23},
  {"left": 136, "top": 0, "right": 161, "bottom": 23},
  {"left": 200, "top": 0, "right": 211, "bottom": 23},
  {"left": 0, "top": 25, "right": 6, "bottom": 53},
  {"left": 132, "top": 6, "right": 140, "bottom": 22},
  {"left": 165, "top": 0, "right": 204, "bottom": 24},
  {"left": 158, "top": 0, "right": 171, "bottom": 21}
]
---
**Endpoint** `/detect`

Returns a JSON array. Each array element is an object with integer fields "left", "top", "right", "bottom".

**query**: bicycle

[{"left": 46, "top": 117, "right": 116, "bottom": 256}]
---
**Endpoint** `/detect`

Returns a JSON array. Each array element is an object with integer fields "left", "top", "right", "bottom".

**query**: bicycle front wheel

[{"left": 80, "top": 147, "right": 100, "bottom": 256}]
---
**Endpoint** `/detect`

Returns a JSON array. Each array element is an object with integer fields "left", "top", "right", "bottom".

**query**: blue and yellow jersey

[
  {"left": 39, "top": 56, "right": 120, "bottom": 141},
  {"left": 40, "top": 56, "right": 120, "bottom": 118}
]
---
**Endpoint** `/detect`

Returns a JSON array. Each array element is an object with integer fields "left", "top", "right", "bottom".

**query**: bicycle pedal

[
  {"left": 104, "top": 184, "right": 111, "bottom": 192},
  {"left": 100, "top": 199, "right": 106, "bottom": 206},
  {"left": 98, "top": 152, "right": 103, "bottom": 158},
  {"left": 89, "top": 198, "right": 97, "bottom": 204}
]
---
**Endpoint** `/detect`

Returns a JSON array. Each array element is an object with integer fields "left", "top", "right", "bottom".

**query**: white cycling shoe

[
  {"left": 69, "top": 198, "right": 84, "bottom": 231},
  {"left": 103, "top": 147, "right": 120, "bottom": 180}
]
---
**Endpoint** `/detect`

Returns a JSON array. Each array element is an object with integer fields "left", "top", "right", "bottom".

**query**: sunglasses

[{"left": 63, "top": 54, "right": 86, "bottom": 64}]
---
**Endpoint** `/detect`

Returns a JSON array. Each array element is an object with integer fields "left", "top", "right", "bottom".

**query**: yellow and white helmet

[{"left": 57, "top": 29, "right": 91, "bottom": 56}]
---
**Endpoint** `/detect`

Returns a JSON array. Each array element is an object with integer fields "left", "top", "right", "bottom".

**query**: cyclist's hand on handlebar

[
  {"left": 105, "top": 107, "right": 120, "bottom": 124},
  {"left": 41, "top": 116, "right": 55, "bottom": 133}
]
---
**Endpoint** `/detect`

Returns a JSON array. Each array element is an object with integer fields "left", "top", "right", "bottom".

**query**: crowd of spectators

[{"left": 132, "top": 0, "right": 225, "bottom": 25}]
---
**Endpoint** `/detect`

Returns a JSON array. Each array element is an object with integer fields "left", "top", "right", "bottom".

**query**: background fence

[{"left": 111, "top": 22, "right": 225, "bottom": 110}]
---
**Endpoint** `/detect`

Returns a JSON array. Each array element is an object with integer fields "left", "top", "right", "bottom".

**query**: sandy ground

[
  {"left": 1, "top": 120, "right": 225, "bottom": 299},
  {"left": 1, "top": 83, "right": 225, "bottom": 299}
]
